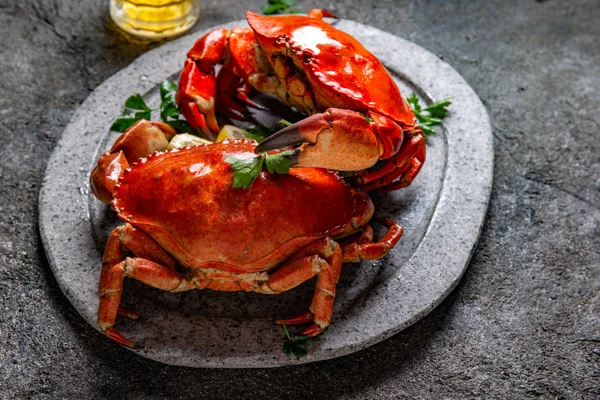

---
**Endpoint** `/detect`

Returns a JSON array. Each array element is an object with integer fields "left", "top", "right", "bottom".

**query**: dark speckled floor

[{"left": 1, "top": 0, "right": 598, "bottom": 398}]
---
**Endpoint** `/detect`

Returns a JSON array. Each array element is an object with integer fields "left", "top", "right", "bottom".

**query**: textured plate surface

[{"left": 39, "top": 19, "right": 493, "bottom": 368}]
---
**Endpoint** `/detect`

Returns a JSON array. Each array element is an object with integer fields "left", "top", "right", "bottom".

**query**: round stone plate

[{"left": 39, "top": 19, "right": 493, "bottom": 368}]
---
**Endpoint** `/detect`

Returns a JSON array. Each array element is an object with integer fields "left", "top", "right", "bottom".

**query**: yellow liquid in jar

[{"left": 110, "top": 0, "right": 200, "bottom": 39}]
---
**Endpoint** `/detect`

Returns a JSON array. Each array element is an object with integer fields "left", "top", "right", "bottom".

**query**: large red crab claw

[
  {"left": 256, "top": 108, "right": 426, "bottom": 191},
  {"left": 256, "top": 108, "right": 383, "bottom": 171},
  {"left": 176, "top": 27, "right": 271, "bottom": 140},
  {"left": 256, "top": 108, "right": 425, "bottom": 182}
]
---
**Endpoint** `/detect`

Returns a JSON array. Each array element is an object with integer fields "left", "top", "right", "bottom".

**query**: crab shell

[
  {"left": 112, "top": 140, "right": 374, "bottom": 272},
  {"left": 245, "top": 11, "right": 416, "bottom": 129}
]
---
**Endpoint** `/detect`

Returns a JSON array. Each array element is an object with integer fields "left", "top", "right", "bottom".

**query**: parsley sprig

[
  {"left": 261, "top": 0, "right": 302, "bottom": 15},
  {"left": 281, "top": 324, "right": 325, "bottom": 359},
  {"left": 223, "top": 119, "right": 295, "bottom": 189},
  {"left": 110, "top": 80, "right": 193, "bottom": 133},
  {"left": 225, "top": 150, "right": 294, "bottom": 189},
  {"left": 110, "top": 94, "right": 152, "bottom": 132},
  {"left": 406, "top": 93, "right": 452, "bottom": 136},
  {"left": 159, "top": 80, "right": 194, "bottom": 134}
]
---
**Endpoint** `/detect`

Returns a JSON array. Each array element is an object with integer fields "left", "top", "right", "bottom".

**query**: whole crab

[
  {"left": 177, "top": 10, "right": 425, "bottom": 192},
  {"left": 90, "top": 120, "right": 404, "bottom": 347}
]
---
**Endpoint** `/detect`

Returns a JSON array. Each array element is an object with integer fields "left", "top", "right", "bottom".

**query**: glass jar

[{"left": 110, "top": 0, "right": 200, "bottom": 40}]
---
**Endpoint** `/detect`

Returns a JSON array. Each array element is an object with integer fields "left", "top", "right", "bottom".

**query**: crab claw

[
  {"left": 177, "top": 58, "right": 219, "bottom": 141},
  {"left": 256, "top": 108, "right": 394, "bottom": 171},
  {"left": 90, "top": 120, "right": 176, "bottom": 205}
]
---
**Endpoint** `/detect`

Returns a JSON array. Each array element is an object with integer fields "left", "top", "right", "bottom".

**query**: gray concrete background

[{"left": 0, "top": 0, "right": 598, "bottom": 398}]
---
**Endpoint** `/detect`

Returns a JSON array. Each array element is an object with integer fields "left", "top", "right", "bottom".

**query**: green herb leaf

[
  {"left": 110, "top": 93, "right": 153, "bottom": 131},
  {"left": 279, "top": 119, "right": 293, "bottom": 127},
  {"left": 262, "top": 0, "right": 299, "bottom": 15},
  {"left": 261, "top": 3, "right": 286, "bottom": 14},
  {"left": 265, "top": 150, "right": 294, "bottom": 174},
  {"left": 418, "top": 123, "right": 436, "bottom": 137},
  {"left": 425, "top": 99, "right": 452, "bottom": 119},
  {"left": 110, "top": 117, "right": 141, "bottom": 132},
  {"left": 158, "top": 79, "right": 195, "bottom": 134},
  {"left": 283, "top": 336, "right": 309, "bottom": 359},
  {"left": 112, "top": 80, "right": 191, "bottom": 133},
  {"left": 225, "top": 155, "right": 264, "bottom": 189},
  {"left": 407, "top": 93, "right": 452, "bottom": 136},
  {"left": 406, "top": 92, "right": 421, "bottom": 112},
  {"left": 133, "top": 110, "right": 152, "bottom": 120},
  {"left": 124, "top": 94, "right": 151, "bottom": 111},
  {"left": 283, "top": 324, "right": 292, "bottom": 340},
  {"left": 225, "top": 150, "right": 293, "bottom": 189},
  {"left": 281, "top": 325, "right": 326, "bottom": 359},
  {"left": 160, "top": 102, "right": 181, "bottom": 120},
  {"left": 160, "top": 80, "right": 178, "bottom": 100}
]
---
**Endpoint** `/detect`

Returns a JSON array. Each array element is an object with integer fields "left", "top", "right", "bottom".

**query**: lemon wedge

[
  {"left": 216, "top": 125, "right": 251, "bottom": 142},
  {"left": 168, "top": 133, "right": 213, "bottom": 150}
]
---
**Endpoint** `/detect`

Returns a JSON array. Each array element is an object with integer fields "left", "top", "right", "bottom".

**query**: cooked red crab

[
  {"left": 177, "top": 10, "right": 425, "bottom": 192},
  {"left": 90, "top": 120, "right": 404, "bottom": 347}
]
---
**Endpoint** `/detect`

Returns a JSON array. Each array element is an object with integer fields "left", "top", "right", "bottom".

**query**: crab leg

[
  {"left": 99, "top": 251, "right": 332, "bottom": 347},
  {"left": 194, "top": 239, "right": 343, "bottom": 335},
  {"left": 342, "top": 218, "right": 404, "bottom": 263},
  {"left": 177, "top": 26, "right": 274, "bottom": 138},
  {"left": 98, "top": 229, "right": 347, "bottom": 345},
  {"left": 215, "top": 67, "right": 267, "bottom": 119},
  {"left": 338, "top": 224, "right": 374, "bottom": 248},
  {"left": 360, "top": 132, "right": 425, "bottom": 191},
  {"left": 236, "top": 82, "right": 267, "bottom": 110},
  {"left": 177, "top": 58, "right": 219, "bottom": 139},
  {"left": 98, "top": 224, "right": 183, "bottom": 346},
  {"left": 358, "top": 132, "right": 424, "bottom": 183},
  {"left": 116, "top": 223, "right": 178, "bottom": 270},
  {"left": 101, "top": 223, "right": 177, "bottom": 279},
  {"left": 215, "top": 67, "right": 249, "bottom": 121},
  {"left": 98, "top": 257, "right": 195, "bottom": 348},
  {"left": 273, "top": 237, "right": 343, "bottom": 337},
  {"left": 366, "top": 156, "right": 424, "bottom": 192}
]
